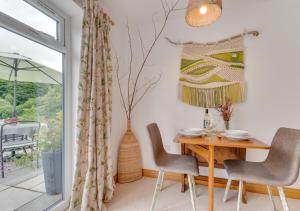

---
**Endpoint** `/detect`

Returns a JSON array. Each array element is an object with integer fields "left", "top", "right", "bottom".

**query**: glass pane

[
  {"left": 0, "top": 27, "right": 63, "bottom": 210},
  {"left": 0, "top": 0, "right": 57, "bottom": 39}
]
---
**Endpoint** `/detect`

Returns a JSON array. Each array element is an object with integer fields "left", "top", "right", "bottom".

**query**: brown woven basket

[
  {"left": 117, "top": 121, "right": 142, "bottom": 183},
  {"left": 186, "top": 0, "right": 222, "bottom": 27}
]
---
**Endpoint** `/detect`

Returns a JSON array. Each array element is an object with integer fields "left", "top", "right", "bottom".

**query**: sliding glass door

[{"left": 0, "top": 1, "right": 70, "bottom": 210}]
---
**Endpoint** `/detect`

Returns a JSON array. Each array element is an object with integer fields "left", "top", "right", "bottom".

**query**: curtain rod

[{"left": 166, "top": 30, "right": 259, "bottom": 46}]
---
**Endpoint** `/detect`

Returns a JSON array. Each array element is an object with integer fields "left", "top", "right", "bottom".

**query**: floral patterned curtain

[{"left": 69, "top": 0, "right": 115, "bottom": 210}]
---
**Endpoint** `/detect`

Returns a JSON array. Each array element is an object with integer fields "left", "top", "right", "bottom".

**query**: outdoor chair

[
  {"left": 0, "top": 121, "right": 40, "bottom": 178},
  {"left": 223, "top": 128, "right": 300, "bottom": 211}
]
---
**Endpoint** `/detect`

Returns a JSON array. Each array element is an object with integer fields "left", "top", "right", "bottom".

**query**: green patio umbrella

[{"left": 0, "top": 52, "right": 62, "bottom": 117}]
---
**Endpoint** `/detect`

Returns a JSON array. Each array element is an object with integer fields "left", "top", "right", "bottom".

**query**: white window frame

[{"left": 0, "top": 1, "right": 73, "bottom": 210}]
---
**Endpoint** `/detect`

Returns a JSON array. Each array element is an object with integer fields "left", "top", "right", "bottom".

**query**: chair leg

[
  {"left": 36, "top": 150, "right": 39, "bottom": 168},
  {"left": 191, "top": 175, "right": 200, "bottom": 197},
  {"left": 266, "top": 185, "right": 277, "bottom": 211},
  {"left": 23, "top": 147, "right": 27, "bottom": 155},
  {"left": 36, "top": 140, "right": 39, "bottom": 168},
  {"left": 187, "top": 174, "right": 196, "bottom": 211},
  {"left": 278, "top": 187, "right": 289, "bottom": 211},
  {"left": 237, "top": 180, "right": 243, "bottom": 211},
  {"left": 223, "top": 178, "right": 232, "bottom": 202},
  {"left": 159, "top": 171, "right": 164, "bottom": 191},
  {"left": 1, "top": 150, "right": 4, "bottom": 178},
  {"left": 151, "top": 170, "right": 163, "bottom": 211}
]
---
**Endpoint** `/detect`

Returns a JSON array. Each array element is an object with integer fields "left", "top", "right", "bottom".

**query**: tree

[
  {"left": 36, "top": 86, "right": 62, "bottom": 120},
  {"left": 16, "top": 98, "right": 37, "bottom": 121},
  {"left": 0, "top": 79, "right": 49, "bottom": 106},
  {"left": 0, "top": 98, "right": 12, "bottom": 118},
  {"left": 16, "top": 86, "right": 62, "bottom": 121}
]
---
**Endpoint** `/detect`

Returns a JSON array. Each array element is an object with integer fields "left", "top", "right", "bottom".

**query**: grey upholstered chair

[
  {"left": 223, "top": 127, "right": 300, "bottom": 211},
  {"left": 147, "top": 123, "right": 199, "bottom": 211}
]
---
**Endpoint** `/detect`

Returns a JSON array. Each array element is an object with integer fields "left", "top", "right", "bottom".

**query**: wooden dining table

[{"left": 175, "top": 134, "right": 270, "bottom": 211}]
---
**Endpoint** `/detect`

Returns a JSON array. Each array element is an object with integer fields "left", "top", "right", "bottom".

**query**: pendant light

[{"left": 186, "top": 0, "right": 222, "bottom": 27}]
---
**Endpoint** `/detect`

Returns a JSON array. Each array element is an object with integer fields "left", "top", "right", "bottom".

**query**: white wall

[
  {"left": 116, "top": 0, "right": 300, "bottom": 188},
  {"left": 54, "top": 0, "right": 300, "bottom": 189}
]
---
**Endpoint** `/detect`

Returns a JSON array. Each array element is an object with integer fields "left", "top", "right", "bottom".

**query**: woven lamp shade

[{"left": 186, "top": 0, "right": 222, "bottom": 27}]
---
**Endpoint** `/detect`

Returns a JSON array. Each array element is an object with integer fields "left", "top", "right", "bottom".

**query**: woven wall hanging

[{"left": 177, "top": 34, "right": 249, "bottom": 108}]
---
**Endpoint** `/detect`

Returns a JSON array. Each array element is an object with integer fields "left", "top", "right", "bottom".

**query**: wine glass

[{"left": 204, "top": 119, "right": 217, "bottom": 137}]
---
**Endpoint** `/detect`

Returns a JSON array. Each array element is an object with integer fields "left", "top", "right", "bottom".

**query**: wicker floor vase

[{"left": 117, "top": 120, "right": 142, "bottom": 183}]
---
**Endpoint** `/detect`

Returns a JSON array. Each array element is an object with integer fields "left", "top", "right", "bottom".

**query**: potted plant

[{"left": 39, "top": 112, "right": 62, "bottom": 195}]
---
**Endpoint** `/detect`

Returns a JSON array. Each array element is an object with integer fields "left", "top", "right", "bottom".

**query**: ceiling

[
  {"left": 102, "top": 0, "right": 268, "bottom": 25},
  {"left": 47, "top": 0, "right": 268, "bottom": 26}
]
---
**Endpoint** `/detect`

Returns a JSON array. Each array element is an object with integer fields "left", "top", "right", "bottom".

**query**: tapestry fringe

[{"left": 179, "top": 83, "right": 246, "bottom": 108}]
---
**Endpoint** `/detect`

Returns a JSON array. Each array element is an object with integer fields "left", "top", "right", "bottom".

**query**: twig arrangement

[{"left": 115, "top": 0, "right": 180, "bottom": 120}]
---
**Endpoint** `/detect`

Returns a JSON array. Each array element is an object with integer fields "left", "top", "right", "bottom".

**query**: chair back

[
  {"left": 147, "top": 123, "right": 167, "bottom": 166},
  {"left": 265, "top": 127, "right": 300, "bottom": 186},
  {"left": 1, "top": 121, "right": 40, "bottom": 143}
]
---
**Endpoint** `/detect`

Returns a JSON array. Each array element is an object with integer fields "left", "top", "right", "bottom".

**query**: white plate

[
  {"left": 225, "top": 130, "right": 249, "bottom": 137},
  {"left": 221, "top": 133, "right": 250, "bottom": 141},
  {"left": 179, "top": 128, "right": 205, "bottom": 137}
]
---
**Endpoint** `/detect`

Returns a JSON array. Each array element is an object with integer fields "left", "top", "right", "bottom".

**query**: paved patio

[{"left": 0, "top": 161, "right": 61, "bottom": 211}]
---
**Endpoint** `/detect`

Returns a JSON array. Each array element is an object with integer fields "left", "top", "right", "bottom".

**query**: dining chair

[
  {"left": 147, "top": 123, "right": 199, "bottom": 211},
  {"left": 223, "top": 127, "right": 300, "bottom": 211}
]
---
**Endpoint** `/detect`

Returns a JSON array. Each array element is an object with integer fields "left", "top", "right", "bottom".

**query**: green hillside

[{"left": 0, "top": 79, "right": 62, "bottom": 120}]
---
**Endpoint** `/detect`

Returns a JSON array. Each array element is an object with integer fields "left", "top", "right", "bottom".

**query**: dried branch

[
  {"left": 165, "top": 37, "right": 184, "bottom": 45},
  {"left": 166, "top": 30, "right": 260, "bottom": 46},
  {"left": 135, "top": 75, "right": 160, "bottom": 93},
  {"left": 173, "top": 7, "right": 187, "bottom": 11},
  {"left": 138, "top": 29, "right": 145, "bottom": 60},
  {"left": 160, "top": 0, "right": 167, "bottom": 18},
  {"left": 152, "top": 15, "right": 157, "bottom": 37},
  {"left": 128, "top": 0, "right": 180, "bottom": 118},
  {"left": 131, "top": 73, "right": 162, "bottom": 110},
  {"left": 114, "top": 53, "right": 129, "bottom": 119},
  {"left": 115, "top": 0, "right": 180, "bottom": 120},
  {"left": 165, "top": 0, "right": 171, "bottom": 11},
  {"left": 126, "top": 19, "right": 134, "bottom": 109}
]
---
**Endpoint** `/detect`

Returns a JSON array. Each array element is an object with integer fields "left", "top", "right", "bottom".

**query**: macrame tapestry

[{"left": 178, "top": 36, "right": 246, "bottom": 108}]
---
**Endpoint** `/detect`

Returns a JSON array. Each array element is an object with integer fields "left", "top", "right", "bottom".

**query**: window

[
  {"left": 0, "top": 1, "right": 71, "bottom": 210},
  {"left": 0, "top": 28, "right": 62, "bottom": 71},
  {"left": 0, "top": 0, "right": 58, "bottom": 39}
]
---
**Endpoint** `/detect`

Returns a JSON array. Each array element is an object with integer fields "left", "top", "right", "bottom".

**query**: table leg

[
  {"left": 181, "top": 143, "right": 186, "bottom": 192},
  {"left": 239, "top": 149, "right": 248, "bottom": 204},
  {"left": 208, "top": 145, "right": 215, "bottom": 211},
  {"left": 242, "top": 181, "right": 248, "bottom": 204},
  {"left": 181, "top": 174, "right": 187, "bottom": 192}
]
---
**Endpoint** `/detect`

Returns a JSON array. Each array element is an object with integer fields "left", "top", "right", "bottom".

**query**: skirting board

[{"left": 142, "top": 169, "right": 300, "bottom": 200}]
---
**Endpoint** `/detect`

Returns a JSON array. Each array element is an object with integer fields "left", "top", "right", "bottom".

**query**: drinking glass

[{"left": 204, "top": 119, "right": 217, "bottom": 137}]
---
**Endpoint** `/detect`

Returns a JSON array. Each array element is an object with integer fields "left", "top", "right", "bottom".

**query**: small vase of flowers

[{"left": 216, "top": 98, "right": 233, "bottom": 130}]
